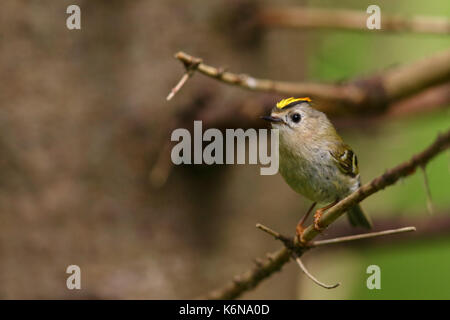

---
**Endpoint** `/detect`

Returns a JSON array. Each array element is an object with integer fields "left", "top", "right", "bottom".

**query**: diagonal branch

[
  {"left": 300, "top": 130, "right": 450, "bottom": 243},
  {"left": 201, "top": 247, "right": 291, "bottom": 300},
  {"left": 172, "top": 49, "right": 450, "bottom": 115},
  {"left": 202, "top": 129, "right": 450, "bottom": 300}
]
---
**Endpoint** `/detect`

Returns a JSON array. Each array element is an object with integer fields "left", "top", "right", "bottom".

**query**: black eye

[{"left": 291, "top": 113, "right": 301, "bottom": 123}]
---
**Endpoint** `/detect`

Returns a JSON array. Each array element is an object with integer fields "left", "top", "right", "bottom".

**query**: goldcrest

[{"left": 263, "top": 97, "right": 372, "bottom": 236}]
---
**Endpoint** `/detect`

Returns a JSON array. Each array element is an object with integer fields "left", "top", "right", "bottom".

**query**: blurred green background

[
  {"left": 0, "top": 0, "right": 448, "bottom": 299},
  {"left": 303, "top": 0, "right": 450, "bottom": 300}
]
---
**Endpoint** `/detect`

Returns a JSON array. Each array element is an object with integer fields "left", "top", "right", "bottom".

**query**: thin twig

[
  {"left": 256, "top": 223, "right": 298, "bottom": 254},
  {"left": 166, "top": 73, "right": 192, "bottom": 101},
  {"left": 295, "top": 256, "right": 340, "bottom": 289},
  {"left": 166, "top": 55, "right": 202, "bottom": 101},
  {"left": 203, "top": 129, "right": 450, "bottom": 300},
  {"left": 256, "top": 223, "right": 281, "bottom": 239},
  {"left": 310, "top": 226, "right": 416, "bottom": 247}
]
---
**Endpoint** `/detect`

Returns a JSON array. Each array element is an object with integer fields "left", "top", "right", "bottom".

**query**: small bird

[{"left": 263, "top": 97, "right": 371, "bottom": 242}]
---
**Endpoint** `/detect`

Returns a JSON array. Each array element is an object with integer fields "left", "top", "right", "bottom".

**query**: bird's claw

[
  {"left": 313, "top": 210, "right": 324, "bottom": 231},
  {"left": 296, "top": 223, "right": 307, "bottom": 244}
]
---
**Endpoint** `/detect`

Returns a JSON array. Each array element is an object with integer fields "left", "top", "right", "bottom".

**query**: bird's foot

[
  {"left": 313, "top": 201, "right": 338, "bottom": 231},
  {"left": 295, "top": 202, "right": 317, "bottom": 244},
  {"left": 313, "top": 209, "right": 325, "bottom": 231},
  {"left": 296, "top": 223, "right": 307, "bottom": 245}
]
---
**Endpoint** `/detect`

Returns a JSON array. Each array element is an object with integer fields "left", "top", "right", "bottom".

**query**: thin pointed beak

[{"left": 261, "top": 115, "right": 283, "bottom": 123}]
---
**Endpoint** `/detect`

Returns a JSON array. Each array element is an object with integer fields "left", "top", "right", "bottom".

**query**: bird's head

[{"left": 262, "top": 97, "right": 340, "bottom": 147}]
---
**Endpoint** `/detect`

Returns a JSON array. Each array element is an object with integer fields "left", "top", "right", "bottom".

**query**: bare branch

[
  {"left": 200, "top": 248, "right": 291, "bottom": 300},
  {"left": 171, "top": 52, "right": 364, "bottom": 107},
  {"left": 383, "top": 49, "right": 450, "bottom": 102},
  {"left": 203, "top": 129, "right": 450, "bottom": 299},
  {"left": 310, "top": 226, "right": 416, "bottom": 247},
  {"left": 259, "top": 7, "right": 450, "bottom": 35},
  {"left": 388, "top": 82, "right": 450, "bottom": 118},
  {"left": 171, "top": 49, "right": 450, "bottom": 115}
]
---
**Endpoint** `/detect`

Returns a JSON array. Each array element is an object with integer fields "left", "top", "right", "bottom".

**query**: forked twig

[
  {"left": 256, "top": 223, "right": 415, "bottom": 289},
  {"left": 166, "top": 55, "right": 202, "bottom": 101}
]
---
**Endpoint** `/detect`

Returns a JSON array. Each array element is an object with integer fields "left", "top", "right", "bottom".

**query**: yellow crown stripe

[{"left": 276, "top": 97, "right": 311, "bottom": 109}]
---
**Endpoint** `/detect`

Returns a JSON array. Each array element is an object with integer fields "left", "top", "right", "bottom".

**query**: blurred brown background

[{"left": 0, "top": 0, "right": 449, "bottom": 299}]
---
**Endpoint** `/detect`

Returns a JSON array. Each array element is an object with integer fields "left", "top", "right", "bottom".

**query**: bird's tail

[{"left": 347, "top": 204, "right": 372, "bottom": 229}]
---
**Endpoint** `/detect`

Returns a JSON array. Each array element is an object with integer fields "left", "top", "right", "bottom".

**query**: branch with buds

[{"left": 202, "top": 129, "right": 450, "bottom": 299}]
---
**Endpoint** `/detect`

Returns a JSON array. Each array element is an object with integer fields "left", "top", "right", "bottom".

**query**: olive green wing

[{"left": 329, "top": 144, "right": 359, "bottom": 178}]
